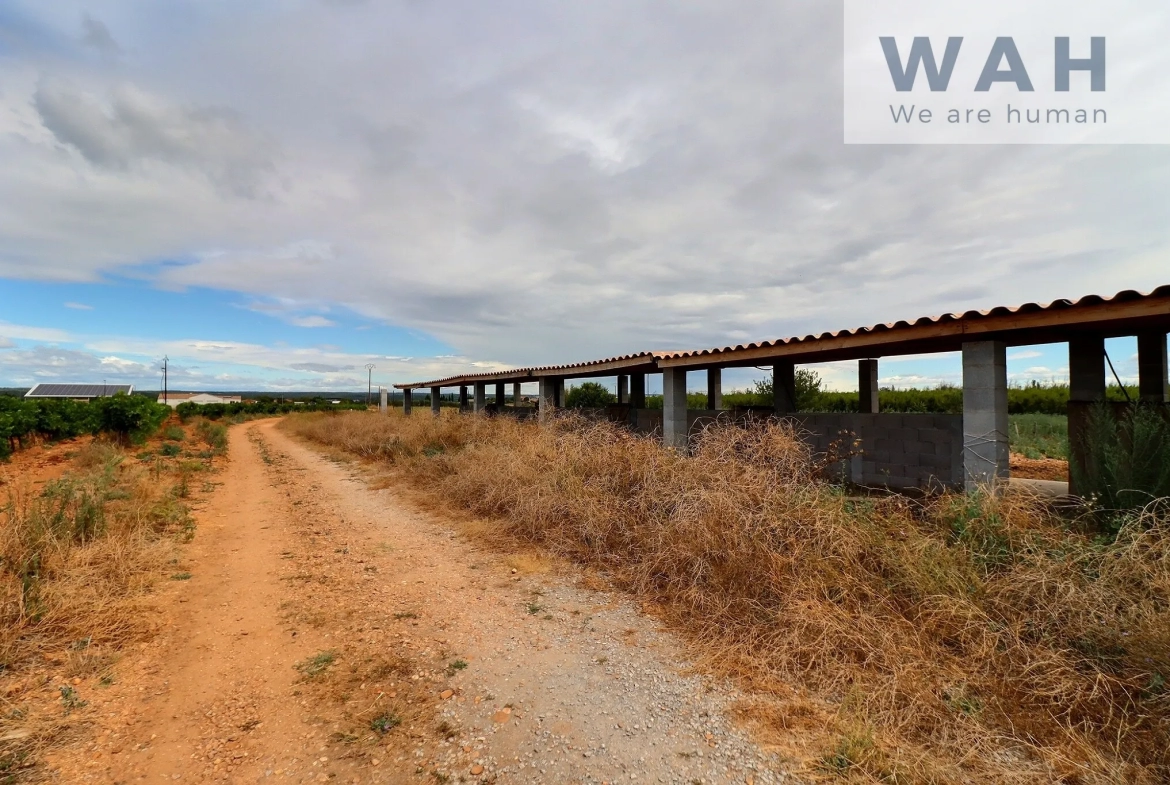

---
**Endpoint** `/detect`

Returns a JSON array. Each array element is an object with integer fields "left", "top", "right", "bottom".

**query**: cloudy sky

[{"left": 1, "top": 1, "right": 1166, "bottom": 393}]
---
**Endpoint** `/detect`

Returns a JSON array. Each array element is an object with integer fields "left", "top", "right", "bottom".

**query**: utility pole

[
  {"left": 162, "top": 356, "right": 169, "bottom": 405},
  {"left": 365, "top": 363, "right": 376, "bottom": 406}
]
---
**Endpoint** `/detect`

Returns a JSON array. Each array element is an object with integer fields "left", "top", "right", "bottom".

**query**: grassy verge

[
  {"left": 285, "top": 410, "right": 1169, "bottom": 784},
  {"left": 1009, "top": 413, "right": 1069, "bottom": 460},
  {"left": 0, "top": 424, "right": 221, "bottom": 779}
]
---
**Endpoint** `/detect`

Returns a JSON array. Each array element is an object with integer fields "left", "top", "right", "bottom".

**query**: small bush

[
  {"left": 1074, "top": 402, "right": 1170, "bottom": 528},
  {"left": 295, "top": 651, "right": 336, "bottom": 678},
  {"left": 370, "top": 713, "right": 401, "bottom": 733},
  {"left": 160, "top": 443, "right": 182, "bottom": 457},
  {"left": 194, "top": 419, "right": 228, "bottom": 455},
  {"left": 163, "top": 426, "right": 185, "bottom": 442},
  {"left": 565, "top": 381, "right": 615, "bottom": 409}
]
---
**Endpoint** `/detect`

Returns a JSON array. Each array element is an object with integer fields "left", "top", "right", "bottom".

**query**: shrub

[
  {"left": 1073, "top": 402, "right": 1170, "bottom": 527},
  {"left": 565, "top": 381, "right": 615, "bottom": 408},
  {"left": 175, "top": 398, "right": 365, "bottom": 422},
  {"left": 194, "top": 419, "right": 228, "bottom": 455},
  {"left": 93, "top": 394, "right": 169, "bottom": 444}
]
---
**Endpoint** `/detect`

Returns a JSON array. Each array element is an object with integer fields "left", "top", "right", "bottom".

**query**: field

[{"left": 286, "top": 409, "right": 1170, "bottom": 784}]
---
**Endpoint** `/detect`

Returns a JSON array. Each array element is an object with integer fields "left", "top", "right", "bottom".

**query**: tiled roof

[{"left": 394, "top": 285, "right": 1170, "bottom": 388}]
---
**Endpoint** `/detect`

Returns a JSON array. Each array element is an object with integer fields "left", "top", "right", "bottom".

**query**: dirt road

[{"left": 49, "top": 420, "right": 789, "bottom": 784}]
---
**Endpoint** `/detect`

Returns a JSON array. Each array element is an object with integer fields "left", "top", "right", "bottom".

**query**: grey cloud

[
  {"left": 289, "top": 362, "right": 355, "bottom": 373},
  {"left": 2, "top": 1, "right": 1169, "bottom": 373},
  {"left": 81, "top": 14, "right": 121, "bottom": 55},
  {"left": 34, "top": 82, "right": 275, "bottom": 196}
]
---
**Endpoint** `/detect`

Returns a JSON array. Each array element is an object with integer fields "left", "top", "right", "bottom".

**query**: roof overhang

[{"left": 391, "top": 285, "right": 1170, "bottom": 387}]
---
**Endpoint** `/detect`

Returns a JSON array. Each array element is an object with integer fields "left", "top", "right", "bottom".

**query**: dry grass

[
  {"left": 285, "top": 410, "right": 1170, "bottom": 784},
  {"left": 0, "top": 438, "right": 203, "bottom": 779}
]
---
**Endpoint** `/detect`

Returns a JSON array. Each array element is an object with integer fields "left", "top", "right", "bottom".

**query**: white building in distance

[{"left": 158, "top": 392, "right": 243, "bottom": 408}]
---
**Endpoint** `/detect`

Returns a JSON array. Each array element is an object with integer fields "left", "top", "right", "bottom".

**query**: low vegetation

[
  {"left": 0, "top": 422, "right": 222, "bottom": 777},
  {"left": 175, "top": 398, "right": 365, "bottom": 422},
  {"left": 637, "top": 375, "right": 1137, "bottom": 417},
  {"left": 1073, "top": 402, "right": 1170, "bottom": 530},
  {"left": 287, "top": 410, "right": 1170, "bottom": 784},
  {"left": 0, "top": 393, "right": 170, "bottom": 458},
  {"left": 1009, "top": 412, "right": 1069, "bottom": 460}
]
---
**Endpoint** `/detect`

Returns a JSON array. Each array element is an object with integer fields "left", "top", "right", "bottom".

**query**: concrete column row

[{"left": 397, "top": 334, "right": 1168, "bottom": 495}]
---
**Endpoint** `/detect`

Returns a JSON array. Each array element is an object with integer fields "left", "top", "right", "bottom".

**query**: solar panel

[{"left": 25, "top": 383, "right": 135, "bottom": 398}]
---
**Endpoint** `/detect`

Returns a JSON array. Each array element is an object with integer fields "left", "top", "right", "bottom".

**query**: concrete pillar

[
  {"left": 1137, "top": 331, "right": 1168, "bottom": 403},
  {"left": 1069, "top": 336, "right": 1106, "bottom": 402},
  {"left": 662, "top": 368, "right": 688, "bottom": 450},
  {"left": 400, "top": 387, "right": 410, "bottom": 416},
  {"left": 473, "top": 382, "right": 487, "bottom": 413},
  {"left": 773, "top": 361, "right": 796, "bottom": 415},
  {"left": 962, "top": 341, "right": 1009, "bottom": 492},
  {"left": 616, "top": 375, "right": 629, "bottom": 405},
  {"left": 430, "top": 387, "right": 441, "bottom": 418},
  {"left": 538, "top": 378, "right": 559, "bottom": 422},
  {"left": 858, "top": 359, "right": 879, "bottom": 413},
  {"left": 706, "top": 368, "right": 723, "bottom": 410},
  {"left": 629, "top": 374, "right": 646, "bottom": 408},
  {"left": 380, "top": 386, "right": 388, "bottom": 414},
  {"left": 495, "top": 382, "right": 506, "bottom": 408},
  {"left": 512, "top": 383, "right": 522, "bottom": 408},
  {"left": 458, "top": 385, "right": 468, "bottom": 413},
  {"left": 1068, "top": 336, "right": 1106, "bottom": 497}
]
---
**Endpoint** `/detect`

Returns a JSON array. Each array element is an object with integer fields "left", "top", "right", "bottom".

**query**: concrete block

[
  {"left": 538, "top": 378, "right": 558, "bottom": 422},
  {"left": 859, "top": 359, "right": 880, "bottom": 413},
  {"left": 662, "top": 368, "right": 688, "bottom": 451},
  {"left": 1138, "top": 331, "right": 1169, "bottom": 403},
  {"left": 1069, "top": 335, "right": 1106, "bottom": 402},
  {"left": 474, "top": 382, "right": 487, "bottom": 414},
  {"left": 774, "top": 362, "right": 797, "bottom": 414},
  {"left": 962, "top": 341, "right": 1009, "bottom": 492},
  {"left": 707, "top": 368, "right": 723, "bottom": 410}
]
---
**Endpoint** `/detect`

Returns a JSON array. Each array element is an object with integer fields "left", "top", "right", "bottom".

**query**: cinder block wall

[
  {"left": 612, "top": 407, "right": 964, "bottom": 491},
  {"left": 793, "top": 413, "right": 964, "bottom": 490}
]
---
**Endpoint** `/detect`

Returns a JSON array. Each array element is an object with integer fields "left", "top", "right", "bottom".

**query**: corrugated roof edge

[
  {"left": 656, "top": 285, "right": 1170, "bottom": 360},
  {"left": 394, "top": 351, "right": 666, "bottom": 389},
  {"left": 392, "top": 284, "right": 1170, "bottom": 388}
]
